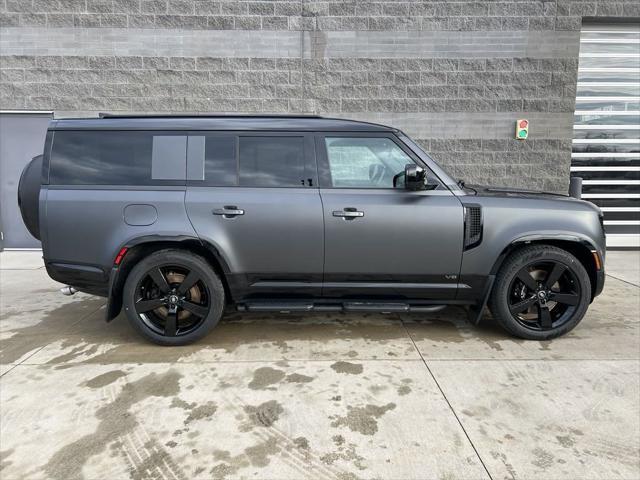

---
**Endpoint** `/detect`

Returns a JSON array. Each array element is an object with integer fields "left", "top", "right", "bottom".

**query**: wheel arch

[
  {"left": 489, "top": 235, "right": 600, "bottom": 302},
  {"left": 106, "top": 235, "right": 232, "bottom": 321}
]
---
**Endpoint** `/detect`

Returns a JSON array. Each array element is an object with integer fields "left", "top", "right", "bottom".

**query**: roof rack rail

[{"left": 98, "top": 113, "right": 325, "bottom": 119}]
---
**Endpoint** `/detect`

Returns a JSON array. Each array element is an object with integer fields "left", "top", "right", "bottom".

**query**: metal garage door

[
  {"left": 0, "top": 112, "right": 52, "bottom": 250},
  {"left": 572, "top": 24, "right": 640, "bottom": 248}
]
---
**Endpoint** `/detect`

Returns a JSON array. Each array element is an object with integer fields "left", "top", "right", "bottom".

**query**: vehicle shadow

[{"left": 2, "top": 294, "right": 515, "bottom": 367}]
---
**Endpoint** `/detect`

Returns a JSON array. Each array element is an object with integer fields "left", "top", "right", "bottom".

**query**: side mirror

[{"left": 404, "top": 164, "right": 426, "bottom": 190}]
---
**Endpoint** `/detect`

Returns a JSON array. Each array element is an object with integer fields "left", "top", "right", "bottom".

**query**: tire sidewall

[
  {"left": 123, "top": 250, "right": 225, "bottom": 346},
  {"left": 489, "top": 246, "right": 591, "bottom": 340}
]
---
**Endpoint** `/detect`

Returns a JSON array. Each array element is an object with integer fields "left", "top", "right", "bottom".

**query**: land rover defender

[{"left": 18, "top": 115, "right": 606, "bottom": 345}]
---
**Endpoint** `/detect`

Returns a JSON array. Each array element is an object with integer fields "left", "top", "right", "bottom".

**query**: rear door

[
  {"left": 318, "top": 133, "right": 464, "bottom": 299},
  {"left": 185, "top": 132, "right": 323, "bottom": 299}
]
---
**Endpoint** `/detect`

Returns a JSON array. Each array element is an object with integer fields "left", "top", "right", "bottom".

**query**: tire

[
  {"left": 123, "top": 249, "right": 225, "bottom": 346},
  {"left": 488, "top": 245, "right": 591, "bottom": 340}
]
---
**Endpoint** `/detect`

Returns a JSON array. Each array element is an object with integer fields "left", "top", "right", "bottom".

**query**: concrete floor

[{"left": 0, "top": 251, "right": 639, "bottom": 480}]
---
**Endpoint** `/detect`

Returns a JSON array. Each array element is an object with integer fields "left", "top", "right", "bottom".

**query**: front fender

[{"left": 458, "top": 196, "right": 605, "bottom": 299}]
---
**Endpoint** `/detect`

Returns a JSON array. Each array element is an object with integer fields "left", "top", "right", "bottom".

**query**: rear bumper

[{"left": 45, "top": 261, "right": 109, "bottom": 297}]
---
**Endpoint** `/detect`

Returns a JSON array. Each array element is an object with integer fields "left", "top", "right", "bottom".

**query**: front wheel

[
  {"left": 488, "top": 245, "right": 591, "bottom": 340},
  {"left": 123, "top": 249, "right": 225, "bottom": 345}
]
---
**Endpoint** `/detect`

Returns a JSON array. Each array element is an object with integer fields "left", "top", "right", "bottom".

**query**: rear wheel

[
  {"left": 489, "top": 245, "right": 591, "bottom": 340},
  {"left": 123, "top": 249, "right": 224, "bottom": 345}
]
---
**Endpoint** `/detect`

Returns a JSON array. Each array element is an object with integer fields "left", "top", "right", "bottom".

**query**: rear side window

[
  {"left": 195, "top": 135, "right": 308, "bottom": 187},
  {"left": 239, "top": 137, "right": 305, "bottom": 187},
  {"left": 204, "top": 136, "right": 237, "bottom": 186},
  {"left": 49, "top": 131, "right": 186, "bottom": 185}
]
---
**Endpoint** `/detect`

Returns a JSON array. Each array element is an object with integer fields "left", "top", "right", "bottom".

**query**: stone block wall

[{"left": 1, "top": 1, "right": 638, "bottom": 191}]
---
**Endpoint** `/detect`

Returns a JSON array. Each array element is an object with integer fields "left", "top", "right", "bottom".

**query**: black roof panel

[{"left": 51, "top": 114, "right": 396, "bottom": 132}]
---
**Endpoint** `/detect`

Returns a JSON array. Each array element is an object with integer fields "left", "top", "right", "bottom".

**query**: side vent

[{"left": 464, "top": 204, "right": 483, "bottom": 250}]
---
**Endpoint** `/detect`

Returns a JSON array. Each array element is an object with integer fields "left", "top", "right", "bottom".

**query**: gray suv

[{"left": 18, "top": 115, "right": 606, "bottom": 345}]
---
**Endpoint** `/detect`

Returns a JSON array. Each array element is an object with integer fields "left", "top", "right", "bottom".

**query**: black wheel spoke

[
  {"left": 509, "top": 296, "right": 538, "bottom": 314},
  {"left": 552, "top": 293, "right": 579, "bottom": 306},
  {"left": 135, "top": 298, "right": 165, "bottom": 313},
  {"left": 181, "top": 301, "right": 209, "bottom": 318},
  {"left": 177, "top": 270, "right": 200, "bottom": 295},
  {"left": 508, "top": 255, "right": 584, "bottom": 333},
  {"left": 516, "top": 268, "right": 538, "bottom": 291},
  {"left": 545, "top": 263, "right": 566, "bottom": 289},
  {"left": 164, "top": 305, "right": 178, "bottom": 336},
  {"left": 149, "top": 267, "right": 170, "bottom": 294},
  {"left": 538, "top": 304, "right": 552, "bottom": 328},
  {"left": 134, "top": 261, "right": 213, "bottom": 338}
]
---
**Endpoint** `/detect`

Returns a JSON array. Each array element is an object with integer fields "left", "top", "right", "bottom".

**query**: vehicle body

[{"left": 18, "top": 115, "right": 606, "bottom": 345}]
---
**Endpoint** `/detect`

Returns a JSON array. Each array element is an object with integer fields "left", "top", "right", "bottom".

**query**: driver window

[{"left": 325, "top": 137, "right": 415, "bottom": 188}]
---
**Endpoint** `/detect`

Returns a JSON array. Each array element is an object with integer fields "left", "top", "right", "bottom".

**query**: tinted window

[
  {"left": 325, "top": 137, "right": 414, "bottom": 188},
  {"left": 50, "top": 131, "right": 186, "bottom": 185},
  {"left": 239, "top": 136, "right": 305, "bottom": 187},
  {"left": 204, "top": 136, "right": 237, "bottom": 186}
]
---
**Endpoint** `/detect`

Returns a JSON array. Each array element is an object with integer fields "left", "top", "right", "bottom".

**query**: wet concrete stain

[
  {"left": 405, "top": 311, "right": 513, "bottom": 352},
  {"left": 331, "top": 403, "right": 396, "bottom": 435},
  {"left": 368, "top": 384, "right": 388, "bottom": 394},
  {"left": 209, "top": 438, "right": 282, "bottom": 479},
  {"left": 556, "top": 435, "right": 575, "bottom": 448},
  {"left": 531, "top": 447, "right": 555, "bottom": 469},
  {"left": 336, "top": 473, "right": 361, "bottom": 480},
  {"left": 184, "top": 401, "right": 218, "bottom": 425},
  {"left": 330, "top": 361, "right": 364, "bottom": 375},
  {"left": 129, "top": 439, "right": 186, "bottom": 480},
  {"left": 320, "top": 442, "right": 367, "bottom": 471},
  {"left": 83, "top": 370, "right": 126, "bottom": 388},
  {"left": 293, "top": 436, "right": 309, "bottom": 450},
  {"left": 0, "top": 298, "right": 104, "bottom": 365},
  {"left": 398, "top": 379, "right": 413, "bottom": 396},
  {"left": 170, "top": 397, "right": 197, "bottom": 410},
  {"left": 0, "top": 449, "right": 14, "bottom": 471},
  {"left": 210, "top": 462, "right": 240, "bottom": 479},
  {"left": 244, "top": 400, "right": 284, "bottom": 428},
  {"left": 248, "top": 367, "right": 286, "bottom": 390},
  {"left": 245, "top": 437, "right": 280, "bottom": 467},
  {"left": 285, "top": 373, "right": 315, "bottom": 383},
  {"left": 43, "top": 370, "right": 182, "bottom": 480}
]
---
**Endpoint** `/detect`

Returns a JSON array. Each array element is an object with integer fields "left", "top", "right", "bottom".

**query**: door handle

[
  {"left": 333, "top": 208, "right": 364, "bottom": 219},
  {"left": 213, "top": 206, "right": 245, "bottom": 218}
]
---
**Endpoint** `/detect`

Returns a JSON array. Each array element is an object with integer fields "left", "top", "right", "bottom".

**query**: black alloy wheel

[
  {"left": 134, "top": 265, "right": 210, "bottom": 337},
  {"left": 507, "top": 260, "right": 581, "bottom": 331},
  {"left": 489, "top": 245, "right": 591, "bottom": 340},
  {"left": 123, "top": 249, "right": 225, "bottom": 345}
]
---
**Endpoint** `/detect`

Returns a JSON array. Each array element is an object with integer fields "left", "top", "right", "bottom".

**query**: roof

[{"left": 50, "top": 114, "right": 396, "bottom": 132}]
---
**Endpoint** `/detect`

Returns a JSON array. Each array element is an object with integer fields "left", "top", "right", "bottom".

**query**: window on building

[{"left": 572, "top": 23, "right": 640, "bottom": 247}]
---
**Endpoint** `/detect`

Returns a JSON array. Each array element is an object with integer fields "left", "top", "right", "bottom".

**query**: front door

[
  {"left": 185, "top": 132, "right": 323, "bottom": 300},
  {"left": 318, "top": 134, "right": 464, "bottom": 299}
]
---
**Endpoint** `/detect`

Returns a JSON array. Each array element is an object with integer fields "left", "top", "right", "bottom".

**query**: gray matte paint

[
  {"left": 42, "top": 188, "right": 195, "bottom": 269},
  {"left": 29, "top": 116, "right": 605, "bottom": 308},
  {"left": 320, "top": 188, "right": 464, "bottom": 299},
  {"left": 185, "top": 186, "right": 324, "bottom": 296}
]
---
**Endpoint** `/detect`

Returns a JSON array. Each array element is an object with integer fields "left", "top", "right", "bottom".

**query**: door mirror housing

[{"left": 404, "top": 164, "right": 427, "bottom": 190}]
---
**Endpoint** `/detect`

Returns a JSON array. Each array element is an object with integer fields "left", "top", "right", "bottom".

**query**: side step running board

[{"left": 237, "top": 301, "right": 446, "bottom": 314}]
